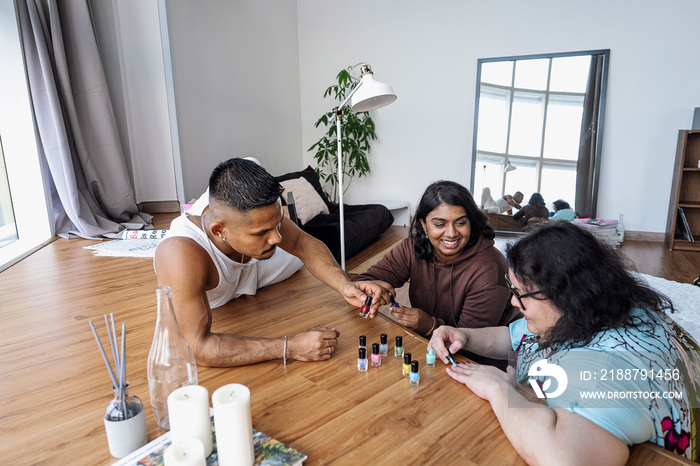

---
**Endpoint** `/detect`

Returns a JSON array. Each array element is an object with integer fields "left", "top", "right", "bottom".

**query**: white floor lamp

[{"left": 332, "top": 63, "right": 396, "bottom": 270}]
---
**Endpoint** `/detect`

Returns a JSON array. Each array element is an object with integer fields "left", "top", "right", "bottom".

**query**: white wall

[
  {"left": 297, "top": 0, "right": 700, "bottom": 233},
  {"left": 164, "top": 0, "right": 303, "bottom": 201}
]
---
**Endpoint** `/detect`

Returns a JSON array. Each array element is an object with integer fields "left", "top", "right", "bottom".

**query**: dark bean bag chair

[{"left": 275, "top": 166, "right": 393, "bottom": 263}]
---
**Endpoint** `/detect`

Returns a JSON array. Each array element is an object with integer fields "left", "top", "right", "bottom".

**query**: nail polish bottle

[
  {"left": 371, "top": 343, "right": 381, "bottom": 367},
  {"left": 394, "top": 336, "right": 404, "bottom": 359},
  {"left": 390, "top": 294, "right": 400, "bottom": 308},
  {"left": 402, "top": 353, "right": 412, "bottom": 377},
  {"left": 409, "top": 360, "right": 420, "bottom": 386},
  {"left": 359, "top": 296, "right": 372, "bottom": 318},
  {"left": 379, "top": 333, "right": 388, "bottom": 356},
  {"left": 426, "top": 348, "right": 436, "bottom": 368},
  {"left": 359, "top": 335, "right": 367, "bottom": 351},
  {"left": 358, "top": 348, "right": 368, "bottom": 372}
]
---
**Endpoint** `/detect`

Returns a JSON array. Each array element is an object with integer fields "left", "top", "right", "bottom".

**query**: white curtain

[{"left": 16, "top": 0, "right": 152, "bottom": 238}]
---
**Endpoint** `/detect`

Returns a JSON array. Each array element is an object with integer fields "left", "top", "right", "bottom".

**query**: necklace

[{"left": 200, "top": 212, "right": 246, "bottom": 285}]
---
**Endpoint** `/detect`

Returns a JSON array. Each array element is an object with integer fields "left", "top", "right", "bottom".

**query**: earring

[{"left": 218, "top": 234, "right": 226, "bottom": 243}]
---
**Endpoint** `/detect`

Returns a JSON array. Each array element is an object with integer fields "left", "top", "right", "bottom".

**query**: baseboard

[
  {"left": 137, "top": 200, "right": 181, "bottom": 214},
  {"left": 624, "top": 230, "right": 664, "bottom": 242}
]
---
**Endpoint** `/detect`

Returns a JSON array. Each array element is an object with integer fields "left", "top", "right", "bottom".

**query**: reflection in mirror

[
  {"left": 0, "top": 135, "right": 18, "bottom": 248},
  {"left": 471, "top": 50, "right": 609, "bottom": 231}
]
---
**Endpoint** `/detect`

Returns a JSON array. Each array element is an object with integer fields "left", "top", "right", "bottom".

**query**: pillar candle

[
  {"left": 212, "top": 384, "right": 255, "bottom": 466},
  {"left": 167, "top": 385, "right": 213, "bottom": 457},
  {"left": 163, "top": 438, "right": 206, "bottom": 466}
]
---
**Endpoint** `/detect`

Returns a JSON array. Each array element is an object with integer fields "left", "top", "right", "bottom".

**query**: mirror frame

[{"left": 470, "top": 49, "right": 610, "bottom": 226}]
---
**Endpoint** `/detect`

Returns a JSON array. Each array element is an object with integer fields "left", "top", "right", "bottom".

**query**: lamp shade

[
  {"left": 504, "top": 160, "right": 516, "bottom": 172},
  {"left": 350, "top": 73, "right": 397, "bottom": 112}
]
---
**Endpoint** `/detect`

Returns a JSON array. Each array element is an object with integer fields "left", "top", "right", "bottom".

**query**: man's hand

[
  {"left": 288, "top": 327, "right": 340, "bottom": 361},
  {"left": 428, "top": 325, "right": 467, "bottom": 364},
  {"left": 338, "top": 281, "right": 391, "bottom": 318},
  {"left": 389, "top": 305, "right": 434, "bottom": 334}
]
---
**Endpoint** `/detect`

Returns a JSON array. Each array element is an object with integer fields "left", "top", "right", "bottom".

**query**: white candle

[
  {"left": 167, "top": 385, "right": 213, "bottom": 457},
  {"left": 212, "top": 384, "right": 255, "bottom": 466},
  {"left": 163, "top": 438, "right": 206, "bottom": 466}
]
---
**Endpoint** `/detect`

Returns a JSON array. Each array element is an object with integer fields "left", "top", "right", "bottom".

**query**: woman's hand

[
  {"left": 427, "top": 325, "right": 467, "bottom": 364},
  {"left": 389, "top": 304, "right": 434, "bottom": 334},
  {"left": 447, "top": 363, "right": 514, "bottom": 402}
]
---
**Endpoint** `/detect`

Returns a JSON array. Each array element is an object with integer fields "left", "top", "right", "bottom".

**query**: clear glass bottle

[
  {"left": 616, "top": 214, "right": 625, "bottom": 245},
  {"left": 147, "top": 286, "right": 198, "bottom": 431},
  {"left": 105, "top": 382, "right": 143, "bottom": 421}
]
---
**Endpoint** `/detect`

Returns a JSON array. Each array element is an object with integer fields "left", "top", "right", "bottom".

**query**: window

[
  {"left": 471, "top": 50, "right": 609, "bottom": 219},
  {"left": 0, "top": 0, "right": 53, "bottom": 270}
]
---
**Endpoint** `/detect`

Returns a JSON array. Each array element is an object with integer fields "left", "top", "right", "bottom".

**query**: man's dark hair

[
  {"left": 553, "top": 199, "right": 571, "bottom": 211},
  {"left": 410, "top": 180, "right": 494, "bottom": 261},
  {"left": 209, "top": 158, "right": 283, "bottom": 211},
  {"left": 505, "top": 222, "right": 673, "bottom": 346}
]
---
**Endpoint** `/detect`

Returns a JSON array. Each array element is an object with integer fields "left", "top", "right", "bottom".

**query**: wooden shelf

[{"left": 666, "top": 131, "right": 700, "bottom": 250}]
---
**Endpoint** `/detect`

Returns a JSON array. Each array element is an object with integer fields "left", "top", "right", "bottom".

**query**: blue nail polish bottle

[
  {"left": 426, "top": 348, "right": 436, "bottom": 367},
  {"left": 409, "top": 360, "right": 420, "bottom": 386},
  {"left": 358, "top": 348, "right": 368, "bottom": 372}
]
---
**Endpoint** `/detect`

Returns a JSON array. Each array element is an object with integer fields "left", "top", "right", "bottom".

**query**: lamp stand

[{"left": 334, "top": 107, "right": 346, "bottom": 271}]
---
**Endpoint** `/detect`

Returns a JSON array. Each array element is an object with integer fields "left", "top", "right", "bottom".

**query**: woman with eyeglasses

[
  {"left": 428, "top": 221, "right": 699, "bottom": 464},
  {"left": 352, "top": 181, "right": 520, "bottom": 359}
]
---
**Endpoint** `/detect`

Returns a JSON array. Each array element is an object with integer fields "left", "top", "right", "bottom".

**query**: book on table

[{"left": 113, "top": 411, "right": 306, "bottom": 466}]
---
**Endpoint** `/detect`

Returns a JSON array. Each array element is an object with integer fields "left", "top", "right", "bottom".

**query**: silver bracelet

[{"left": 283, "top": 335, "right": 288, "bottom": 366}]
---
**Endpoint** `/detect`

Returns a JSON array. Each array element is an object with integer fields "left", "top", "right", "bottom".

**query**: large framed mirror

[{"left": 471, "top": 49, "right": 610, "bottom": 232}]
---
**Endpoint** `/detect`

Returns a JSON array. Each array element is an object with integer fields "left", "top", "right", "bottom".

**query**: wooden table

[
  {"left": 197, "top": 270, "right": 523, "bottom": 465},
  {"left": 0, "top": 232, "right": 690, "bottom": 465}
]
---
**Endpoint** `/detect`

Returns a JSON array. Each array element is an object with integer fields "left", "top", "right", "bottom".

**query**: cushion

[
  {"left": 275, "top": 166, "right": 332, "bottom": 209},
  {"left": 279, "top": 177, "right": 329, "bottom": 225}
]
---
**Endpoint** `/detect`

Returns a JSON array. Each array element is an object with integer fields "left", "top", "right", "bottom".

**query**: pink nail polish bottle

[{"left": 371, "top": 343, "right": 381, "bottom": 367}]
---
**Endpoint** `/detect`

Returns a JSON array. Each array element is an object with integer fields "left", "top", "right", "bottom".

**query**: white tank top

[{"left": 158, "top": 213, "right": 302, "bottom": 308}]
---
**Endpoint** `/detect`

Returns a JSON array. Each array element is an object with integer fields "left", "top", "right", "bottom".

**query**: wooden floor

[{"left": 0, "top": 215, "right": 699, "bottom": 465}]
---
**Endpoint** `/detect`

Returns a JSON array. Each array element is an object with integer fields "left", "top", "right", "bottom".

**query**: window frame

[{"left": 471, "top": 49, "right": 610, "bottom": 215}]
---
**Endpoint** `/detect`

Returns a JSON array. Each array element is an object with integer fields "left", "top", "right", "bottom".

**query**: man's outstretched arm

[
  {"left": 277, "top": 217, "right": 391, "bottom": 317},
  {"left": 154, "top": 237, "right": 338, "bottom": 367}
]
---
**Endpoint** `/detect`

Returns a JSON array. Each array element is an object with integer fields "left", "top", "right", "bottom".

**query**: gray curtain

[
  {"left": 575, "top": 54, "right": 605, "bottom": 219},
  {"left": 16, "top": 0, "right": 151, "bottom": 239}
]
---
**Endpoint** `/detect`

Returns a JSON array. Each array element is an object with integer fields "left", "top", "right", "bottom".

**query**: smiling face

[
  {"left": 213, "top": 200, "right": 284, "bottom": 260},
  {"left": 507, "top": 270, "right": 561, "bottom": 336},
  {"left": 419, "top": 203, "right": 471, "bottom": 263}
]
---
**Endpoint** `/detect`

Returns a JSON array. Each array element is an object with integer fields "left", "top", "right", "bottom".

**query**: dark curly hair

[
  {"left": 209, "top": 158, "right": 283, "bottom": 212},
  {"left": 505, "top": 222, "right": 673, "bottom": 346},
  {"left": 527, "top": 192, "right": 546, "bottom": 207},
  {"left": 410, "top": 181, "right": 494, "bottom": 261},
  {"left": 552, "top": 199, "right": 570, "bottom": 211}
]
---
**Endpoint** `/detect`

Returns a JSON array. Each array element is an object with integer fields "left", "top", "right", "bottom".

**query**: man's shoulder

[{"left": 156, "top": 236, "right": 211, "bottom": 268}]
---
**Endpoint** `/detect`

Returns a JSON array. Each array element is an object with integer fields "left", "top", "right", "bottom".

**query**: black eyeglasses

[{"left": 505, "top": 274, "right": 546, "bottom": 310}]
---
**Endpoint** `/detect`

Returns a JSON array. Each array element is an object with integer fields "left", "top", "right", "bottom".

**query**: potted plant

[{"left": 307, "top": 67, "right": 377, "bottom": 203}]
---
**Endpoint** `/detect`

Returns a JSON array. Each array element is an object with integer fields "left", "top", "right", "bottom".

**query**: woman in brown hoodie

[{"left": 353, "top": 181, "right": 520, "bottom": 339}]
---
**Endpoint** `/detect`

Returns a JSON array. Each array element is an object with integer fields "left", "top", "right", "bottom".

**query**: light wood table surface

[{"left": 0, "top": 229, "right": 691, "bottom": 465}]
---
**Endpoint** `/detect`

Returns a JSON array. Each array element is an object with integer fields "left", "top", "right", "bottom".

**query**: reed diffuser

[{"left": 89, "top": 314, "right": 148, "bottom": 458}]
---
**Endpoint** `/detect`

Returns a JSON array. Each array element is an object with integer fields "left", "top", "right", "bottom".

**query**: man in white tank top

[
  {"left": 481, "top": 188, "right": 524, "bottom": 215},
  {"left": 155, "top": 158, "right": 389, "bottom": 367}
]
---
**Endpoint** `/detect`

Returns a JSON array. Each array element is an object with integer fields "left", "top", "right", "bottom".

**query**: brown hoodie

[{"left": 353, "top": 235, "right": 519, "bottom": 329}]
